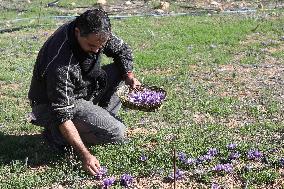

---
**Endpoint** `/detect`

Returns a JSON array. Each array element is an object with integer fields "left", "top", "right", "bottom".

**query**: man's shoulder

[
  {"left": 44, "top": 23, "right": 71, "bottom": 48},
  {"left": 38, "top": 23, "right": 77, "bottom": 78},
  {"left": 38, "top": 22, "right": 75, "bottom": 68}
]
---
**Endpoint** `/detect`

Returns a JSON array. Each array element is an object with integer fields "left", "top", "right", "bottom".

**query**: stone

[
  {"left": 125, "top": 1, "right": 132, "bottom": 5},
  {"left": 210, "top": 0, "right": 220, "bottom": 6},
  {"left": 159, "top": 1, "right": 170, "bottom": 11},
  {"left": 155, "top": 9, "right": 164, "bottom": 14},
  {"left": 97, "top": 0, "right": 107, "bottom": 5}
]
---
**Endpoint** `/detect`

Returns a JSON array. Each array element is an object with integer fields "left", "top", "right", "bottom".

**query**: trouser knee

[{"left": 108, "top": 122, "right": 126, "bottom": 143}]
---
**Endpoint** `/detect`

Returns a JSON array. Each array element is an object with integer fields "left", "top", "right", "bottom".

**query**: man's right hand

[
  {"left": 59, "top": 120, "right": 101, "bottom": 176},
  {"left": 82, "top": 153, "right": 101, "bottom": 176},
  {"left": 123, "top": 72, "right": 141, "bottom": 89}
]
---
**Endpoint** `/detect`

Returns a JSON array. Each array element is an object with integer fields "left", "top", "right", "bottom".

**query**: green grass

[{"left": 0, "top": 5, "right": 284, "bottom": 189}]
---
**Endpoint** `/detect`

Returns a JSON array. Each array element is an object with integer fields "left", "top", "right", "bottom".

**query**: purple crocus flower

[
  {"left": 222, "top": 164, "right": 233, "bottom": 173},
  {"left": 128, "top": 88, "right": 166, "bottom": 106},
  {"left": 140, "top": 154, "right": 147, "bottom": 162},
  {"left": 177, "top": 152, "right": 187, "bottom": 161},
  {"left": 212, "top": 163, "right": 233, "bottom": 173},
  {"left": 268, "top": 148, "right": 277, "bottom": 153},
  {"left": 247, "top": 150, "right": 263, "bottom": 160},
  {"left": 211, "top": 183, "right": 220, "bottom": 189},
  {"left": 103, "top": 177, "right": 115, "bottom": 188},
  {"left": 227, "top": 143, "right": 237, "bottom": 150},
  {"left": 169, "top": 169, "right": 184, "bottom": 180},
  {"left": 207, "top": 148, "right": 218, "bottom": 156},
  {"left": 198, "top": 154, "right": 213, "bottom": 164},
  {"left": 31, "top": 35, "right": 39, "bottom": 40},
  {"left": 279, "top": 158, "right": 284, "bottom": 167},
  {"left": 95, "top": 166, "right": 108, "bottom": 179},
  {"left": 120, "top": 174, "right": 133, "bottom": 187},
  {"left": 183, "top": 157, "right": 196, "bottom": 165},
  {"left": 213, "top": 164, "right": 223, "bottom": 172},
  {"left": 228, "top": 152, "right": 241, "bottom": 160}
]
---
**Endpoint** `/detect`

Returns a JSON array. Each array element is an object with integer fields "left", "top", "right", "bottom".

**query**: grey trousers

[{"left": 31, "top": 63, "right": 126, "bottom": 147}]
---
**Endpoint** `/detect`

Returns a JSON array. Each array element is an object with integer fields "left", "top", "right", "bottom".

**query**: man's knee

[{"left": 109, "top": 122, "right": 126, "bottom": 142}]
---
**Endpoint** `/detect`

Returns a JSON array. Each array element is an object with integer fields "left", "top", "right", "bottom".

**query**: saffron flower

[
  {"left": 128, "top": 88, "right": 166, "bottom": 106},
  {"left": 279, "top": 158, "right": 284, "bottom": 167},
  {"left": 140, "top": 154, "right": 147, "bottom": 162},
  {"left": 183, "top": 158, "right": 196, "bottom": 165},
  {"left": 211, "top": 183, "right": 220, "bottom": 189},
  {"left": 198, "top": 154, "right": 213, "bottom": 164},
  {"left": 120, "top": 174, "right": 133, "bottom": 187},
  {"left": 227, "top": 143, "right": 237, "bottom": 150},
  {"left": 95, "top": 166, "right": 108, "bottom": 179},
  {"left": 31, "top": 35, "right": 39, "bottom": 40},
  {"left": 247, "top": 150, "right": 263, "bottom": 160},
  {"left": 177, "top": 152, "right": 187, "bottom": 161},
  {"left": 103, "top": 177, "right": 115, "bottom": 188},
  {"left": 212, "top": 163, "right": 233, "bottom": 173},
  {"left": 228, "top": 152, "right": 241, "bottom": 160},
  {"left": 207, "top": 148, "right": 218, "bottom": 156},
  {"left": 169, "top": 169, "right": 184, "bottom": 180}
]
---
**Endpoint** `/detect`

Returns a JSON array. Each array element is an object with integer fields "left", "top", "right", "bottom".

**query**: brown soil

[{"left": 76, "top": 1, "right": 284, "bottom": 15}]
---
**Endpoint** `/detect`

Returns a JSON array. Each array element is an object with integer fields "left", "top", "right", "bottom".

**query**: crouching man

[{"left": 28, "top": 9, "right": 140, "bottom": 175}]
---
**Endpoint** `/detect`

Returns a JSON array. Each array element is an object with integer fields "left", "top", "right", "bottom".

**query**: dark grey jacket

[{"left": 28, "top": 20, "right": 134, "bottom": 126}]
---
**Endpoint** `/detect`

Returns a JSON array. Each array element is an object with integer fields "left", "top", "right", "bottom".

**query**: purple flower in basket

[
  {"left": 120, "top": 173, "right": 133, "bottom": 187},
  {"left": 103, "top": 177, "right": 115, "bottom": 188},
  {"left": 128, "top": 88, "right": 166, "bottom": 106}
]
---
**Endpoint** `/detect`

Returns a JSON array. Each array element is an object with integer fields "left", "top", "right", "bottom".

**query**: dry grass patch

[
  {"left": 127, "top": 127, "right": 158, "bottom": 137},
  {"left": 143, "top": 68, "right": 175, "bottom": 76},
  {"left": 189, "top": 62, "right": 284, "bottom": 100}
]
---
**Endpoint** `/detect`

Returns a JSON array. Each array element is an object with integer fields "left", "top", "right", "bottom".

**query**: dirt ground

[
  {"left": 57, "top": 0, "right": 284, "bottom": 17},
  {"left": 1, "top": 0, "right": 283, "bottom": 16},
  {"left": 99, "top": 0, "right": 284, "bottom": 15}
]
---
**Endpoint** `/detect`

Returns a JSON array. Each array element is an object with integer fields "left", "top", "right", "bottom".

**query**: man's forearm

[
  {"left": 59, "top": 120, "right": 90, "bottom": 157},
  {"left": 59, "top": 120, "right": 101, "bottom": 175}
]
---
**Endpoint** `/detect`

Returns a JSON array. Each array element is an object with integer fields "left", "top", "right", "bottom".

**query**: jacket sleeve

[
  {"left": 103, "top": 34, "right": 134, "bottom": 74},
  {"left": 45, "top": 64, "right": 75, "bottom": 126}
]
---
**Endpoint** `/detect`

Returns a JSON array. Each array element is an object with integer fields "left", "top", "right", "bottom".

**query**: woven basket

[{"left": 117, "top": 85, "right": 167, "bottom": 112}]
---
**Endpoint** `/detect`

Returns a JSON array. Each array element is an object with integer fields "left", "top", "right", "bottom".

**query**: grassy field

[{"left": 0, "top": 2, "right": 284, "bottom": 188}]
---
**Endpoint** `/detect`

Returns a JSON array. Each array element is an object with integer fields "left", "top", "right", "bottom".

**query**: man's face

[{"left": 75, "top": 27, "right": 109, "bottom": 54}]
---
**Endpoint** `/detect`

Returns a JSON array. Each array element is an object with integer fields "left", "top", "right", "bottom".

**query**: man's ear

[{"left": 74, "top": 27, "right": 80, "bottom": 37}]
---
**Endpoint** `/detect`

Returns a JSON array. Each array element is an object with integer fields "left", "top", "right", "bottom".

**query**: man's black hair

[{"left": 75, "top": 9, "right": 111, "bottom": 36}]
